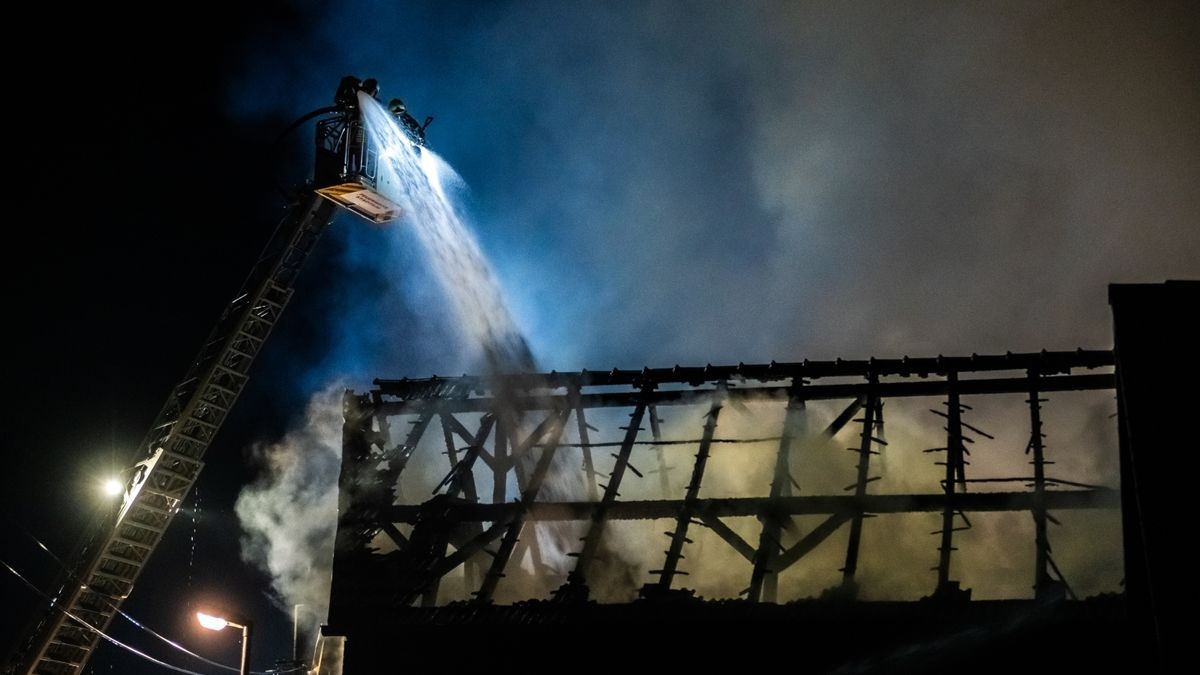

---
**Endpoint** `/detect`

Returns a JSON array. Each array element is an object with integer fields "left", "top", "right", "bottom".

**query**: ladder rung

[
  {"left": 185, "top": 415, "right": 220, "bottom": 431},
  {"left": 212, "top": 365, "right": 248, "bottom": 381},
  {"left": 238, "top": 318, "right": 271, "bottom": 338},
  {"left": 196, "top": 397, "right": 231, "bottom": 414},
  {"left": 36, "top": 655, "right": 83, "bottom": 667},
  {"left": 174, "top": 429, "right": 211, "bottom": 445},
  {"left": 131, "top": 500, "right": 173, "bottom": 517},
  {"left": 53, "top": 620, "right": 97, "bottom": 636},
  {"left": 124, "top": 517, "right": 167, "bottom": 535},
  {"left": 158, "top": 448, "right": 203, "bottom": 467},
  {"left": 219, "top": 355, "right": 254, "bottom": 375},
  {"left": 49, "top": 638, "right": 88, "bottom": 650},
  {"left": 255, "top": 294, "right": 284, "bottom": 310},
  {"left": 228, "top": 346, "right": 255, "bottom": 359},
  {"left": 166, "top": 436, "right": 203, "bottom": 455},
  {"left": 139, "top": 481, "right": 189, "bottom": 499},
  {"left": 111, "top": 535, "right": 153, "bottom": 551},
  {"left": 123, "top": 511, "right": 166, "bottom": 533},
  {"left": 203, "top": 384, "right": 240, "bottom": 401},
  {"left": 63, "top": 612, "right": 106, "bottom": 630},
  {"left": 102, "top": 550, "right": 143, "bottom": 565},
  {"left": 250, "top": 307, "right": 281, "bottom": 323},
  {"left": 90, "top": 569, "right": 134, "bottom": 583},
  {"left": 154, "top": 464, "right": 197, "bottom": 483},
  {"left": 123, "top": 518, "right": 166, "bottom": 535},
  {"left": 65, "top": 612, "right": 106, "bottom": 630},
  {"left": 234, "top": 329, "right": 264, "bottom": 344}
]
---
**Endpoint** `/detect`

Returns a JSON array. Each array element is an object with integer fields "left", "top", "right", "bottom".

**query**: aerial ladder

[{"left": 5, "top": 75, "right": 426, "bottom": 675}]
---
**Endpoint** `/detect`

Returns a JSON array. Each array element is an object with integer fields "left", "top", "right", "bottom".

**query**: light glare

[
  {"left": 196, "top": 612, "right": 228, "bottom": 631},
  {"left": 103, "top": 479, "right": 122, "bottom": 497}
]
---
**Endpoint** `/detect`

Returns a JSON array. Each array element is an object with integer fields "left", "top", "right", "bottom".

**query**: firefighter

[
  {"left": 334, "top": 75, "right": 361, "bottom": 108},
  {"left": 389, "top": 98, "right": 425, "bottom": 143}
]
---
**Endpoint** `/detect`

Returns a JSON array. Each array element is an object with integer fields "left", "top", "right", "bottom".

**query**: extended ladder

[{"left": 9, "top": 193, "right": 337, "bottom": 675}]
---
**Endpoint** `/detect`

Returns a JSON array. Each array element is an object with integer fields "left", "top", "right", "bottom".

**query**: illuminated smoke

[
  {"left": 561, "top": 391, "right": 1124, "bottom": 603},
  {"left": 234, "top": 387, "right": 342, "bottom": 651},
  {"left": 237, "top": 91, "right": 1123, "bottom": 625}
]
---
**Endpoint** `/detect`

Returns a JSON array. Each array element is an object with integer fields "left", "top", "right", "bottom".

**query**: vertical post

[
  {"left": 654, "top": 391, "right": 723, "bottom": 590},
  {"left": 329, "top": 393, "right": 439, "bottom": 620},
  {"left": 841, "top": 373, "right": 878, "bottom": 592},
  {"left": 439, "top": 413, "right": 483, "bottom": 587},
  {"left": 1028, "top": 370, "right": 1052, "bottom": 599},
  {"left": 328, "top": 391, "right": 377, "bottom": 627},
  {"left": 292, "top": 604, "right": 300, "bottom": 662},
  {"left": 649, "top": 404, "right": 671, "bottom": 497},
  {"left": 936, "top": 372, "right": 964, "bottom": 591},
  {"left": 476, "top": 410, "right": 569, "bottom": 602},
  {"left": 439, "top": 414, "right": 480, "bottom": 504},
  {"left": 749, "top": 380, "right": 804, "bottom": 602},
  {"left": 239, "top": 622, "right": 251, "bottom": 675},
  {"left": 571, "top": 388, "right": 651, "bottom": 585},
  {"left": 492, "top": 414, "right": 508, "bottom": 505},
  {"left": 570, "top": 385, "right": 599, "bottom": 502},
  {"left": 491, "top": 407, "right": 551, "bottom": 576},
  {"left": 422, "top": 415, "right": 494, "bottom": 606}
]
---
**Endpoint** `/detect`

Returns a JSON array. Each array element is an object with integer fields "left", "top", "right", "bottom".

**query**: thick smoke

[
  {"left": 228, "top": 2, "right": 1197, "bottom": 366},
  {"left": 227, "top": 0, "right": 1193, "bottom": 637},
  {"left": 558, "top": 389, "right": 1123, "bottom": 603},
  {"left": 234, "top": 387, "right": 343, "bottom": 645}
]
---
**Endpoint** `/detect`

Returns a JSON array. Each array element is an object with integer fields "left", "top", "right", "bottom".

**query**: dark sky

[{"left": 3, "top": 1, "right": 1197, "bottom": 672}]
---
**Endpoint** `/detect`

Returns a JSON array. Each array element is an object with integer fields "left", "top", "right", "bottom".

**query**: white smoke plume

[{"left": 234, "top": 387, "right": 343, "bottom": 644}]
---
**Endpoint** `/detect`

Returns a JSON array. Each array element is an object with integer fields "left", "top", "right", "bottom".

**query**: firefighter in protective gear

[{"left": 389, "top": 98, "right": 426, "bottom": 143}]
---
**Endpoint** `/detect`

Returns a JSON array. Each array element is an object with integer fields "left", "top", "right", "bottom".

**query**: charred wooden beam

[
  {"left": 376, "top": 374, "right": 1114, "bottom": 416},
  {"left": 381, "top": 488, "right": 1120, "bottom": 524},
  {"left": 375, "top": 350, "right": 1114, "bottom": 397}
]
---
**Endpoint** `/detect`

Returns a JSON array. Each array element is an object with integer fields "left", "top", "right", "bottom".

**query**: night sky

[{"left": 3, "top": 2, "right": 1197, "bottom": 672}]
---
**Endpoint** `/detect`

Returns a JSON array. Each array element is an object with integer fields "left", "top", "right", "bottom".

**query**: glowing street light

[
  {"left": 196, "top": 612, "right": 228, "bottom": 631},
  {"left": 196, "top": 610, "right": 252, "bottom": 675},
  {"left": 103, "top": 479, "right": 123, "bottom": 497}
]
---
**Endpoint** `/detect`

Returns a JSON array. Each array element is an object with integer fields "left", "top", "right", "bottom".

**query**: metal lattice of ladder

[{"left": 10, "top": 194, "right": 337, "bottom": 675}]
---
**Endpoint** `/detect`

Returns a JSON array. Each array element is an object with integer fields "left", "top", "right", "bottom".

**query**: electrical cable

[
  {"left": 1, "top": 557, "right": 212, "bottom": 675},
  {"left": 4, "top": 516, "right": 291, "bottom": 675}
]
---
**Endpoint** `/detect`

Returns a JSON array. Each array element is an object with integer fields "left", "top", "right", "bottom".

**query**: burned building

[{"left": 312, "top": 281, "right": 1195, "bottom": 673}]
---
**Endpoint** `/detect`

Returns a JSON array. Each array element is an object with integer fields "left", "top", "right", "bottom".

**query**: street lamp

[
  {"left": 103, "top": 478, "right": 123, "bottom": 497},
  {"left": 196, "top": 610, "right": 252, "bottom": 675}
]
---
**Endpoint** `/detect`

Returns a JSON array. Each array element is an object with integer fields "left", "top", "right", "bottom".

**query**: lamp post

[{"left": 196, "top": 611, "right": 252, "bottom": 675}]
